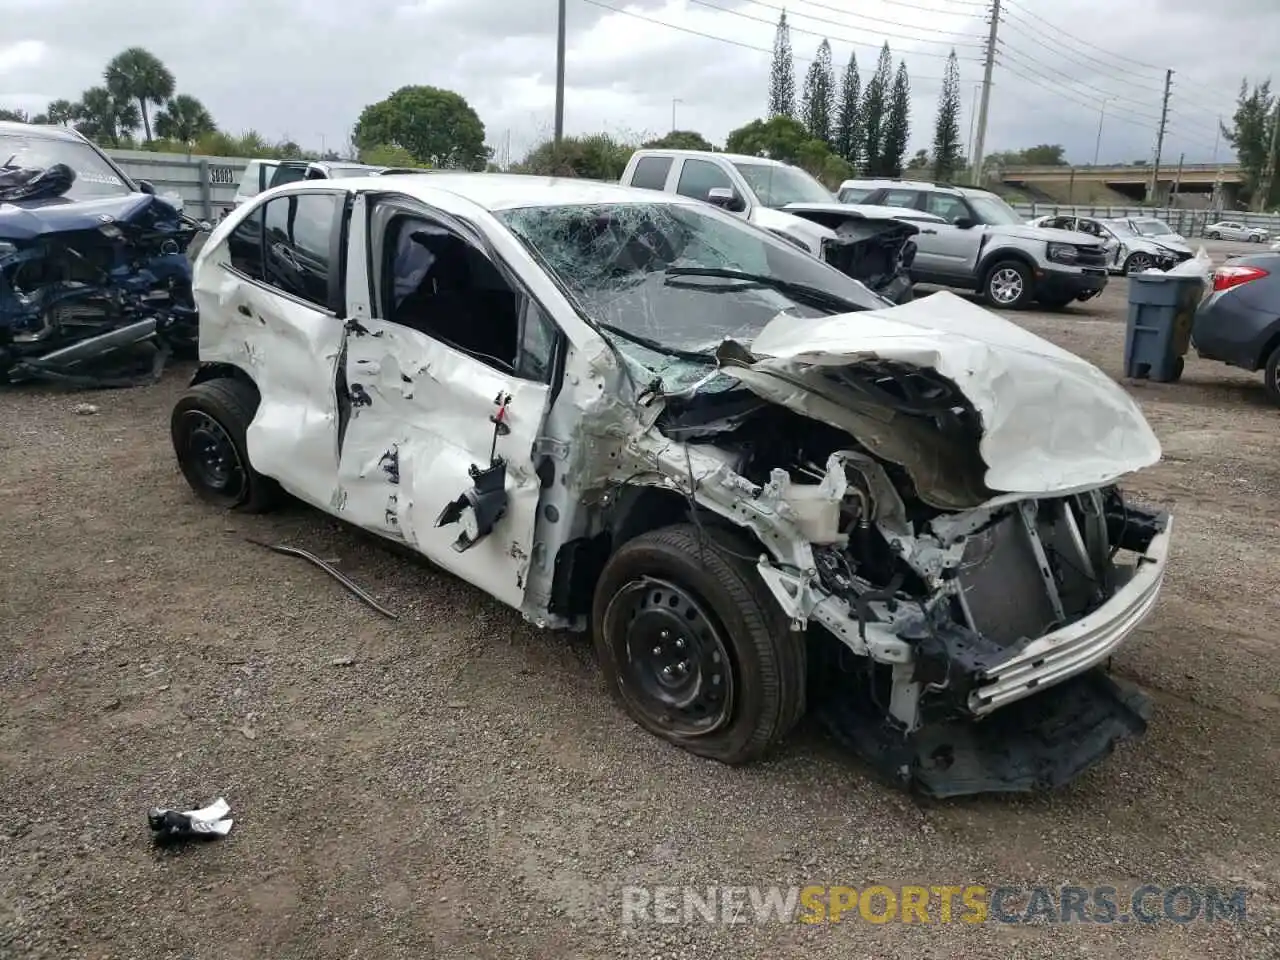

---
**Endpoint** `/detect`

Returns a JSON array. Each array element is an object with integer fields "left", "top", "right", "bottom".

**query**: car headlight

[
  {"left": 99, "top": 223, "right": 124, "bottom": 240},
  {"left": 0, "top": 240, "right": 15, "bottom": 258},
  {"left": 1046, "top": 242, "right": 1078, "bottom": 264}
]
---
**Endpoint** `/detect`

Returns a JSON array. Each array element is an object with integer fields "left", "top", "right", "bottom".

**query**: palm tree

[
  {"left": 104, "top": 47, "right": 175, "bottom": 142},
  {"left": 45, "top": 99, "right": 77, "bottom": 126},
  {"left": 74, "top": 86, "right": 140, "bottom": 146},
  {"left": 155, "top": 94, "right": 216, "bottom": 151}
]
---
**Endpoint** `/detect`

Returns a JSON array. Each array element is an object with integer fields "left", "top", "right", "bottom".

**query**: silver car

[
  {"left": 1204, "top": 220, "right": 1269, "bottom": 242},
  {"left": 1028, "top": 214, "right": 1191, "bottom": 275}
]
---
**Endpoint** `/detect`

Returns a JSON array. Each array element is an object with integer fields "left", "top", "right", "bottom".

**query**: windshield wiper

[
  {"left": 594, "top": 321, "right": 717, "bottom": 363},
  {"left": 663, "top": 266, "right": 862, "bottom": 312}
]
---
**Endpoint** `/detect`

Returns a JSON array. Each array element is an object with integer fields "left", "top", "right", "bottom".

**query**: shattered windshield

[
  {"left": 732, "top": 162, "right": 834, "bottom": 208},
  {"left": 497, "top": 201, "right": 882, "bottom": 366},
  {"left": 0, "top": 134, "right": 131, "bottom": 200}
]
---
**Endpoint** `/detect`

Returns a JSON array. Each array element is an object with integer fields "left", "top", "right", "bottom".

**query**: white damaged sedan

[{"left": 173, "top": 174, "right": 1172, "bottom": 797}]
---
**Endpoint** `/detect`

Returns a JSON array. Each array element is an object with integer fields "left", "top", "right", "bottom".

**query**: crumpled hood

[
  {"left": 719, "top": 290, "right": 1161, "bottom": 505},
  {"left": 991, "top": 223, "right": 1099, "bottom": 245}
]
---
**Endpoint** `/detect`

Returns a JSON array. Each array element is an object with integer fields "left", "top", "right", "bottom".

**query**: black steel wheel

[
  {"left": 592, "top": 523, "right": 805, "bottom": 764},
  {"left": 170, "top": 377, "right": 283, "bottom": 512}
]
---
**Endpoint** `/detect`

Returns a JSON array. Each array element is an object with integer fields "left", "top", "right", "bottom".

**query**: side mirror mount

[
  {"left": 136, "top": 179, "right": 156, "bottom": 195},
  {"left": 953, "top": 216, "right": 975, "bottom": 229},
  {"left": 707, "top": 187, "right": 745, "bottom": 213}
]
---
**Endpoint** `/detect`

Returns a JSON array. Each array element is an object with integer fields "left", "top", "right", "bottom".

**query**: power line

[
  {"left": 683, "top": 0, "right": 987, "bottom": 58},
  {"left": 996, "top": 61, "right": 1156, "bottom": 130},
  {"left": 737, "top": 0, "right": 986, "bottom": 43},
  {"left": 575, "top": 0, "right": 953, "bottom": 80},
  {"left": 996, "top": 44, "right": 1163, "bottom": 121},
  {"left": 1000, "top": 0, "right": 1163, "bottom": 73},
  {"left": 997, "top": 17, "right": 1164, "bottom": 95}
]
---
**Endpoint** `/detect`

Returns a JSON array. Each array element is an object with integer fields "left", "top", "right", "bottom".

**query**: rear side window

[
  {"left": 261, "top": 192, "right": 339, "bottom": 308},
  {"left": 269, "top": 165, "right": 308, "bottom": 189},
  {"left": 676, "top": 159, "right": 733, "bottom": 201},
  {"left": 881, "top": 189, "right": 921, "bottom": 209},
  {"left": 227, "top": 205, "right": 265, "bottom": 279},
  {"left": 237, "top": 161, "right": 264, "bottom": 198},
  {"left": 630, "top": 156, "right": 672, "bottom": 190},
  {"left": 838, "top": 186, "right": 873, "bottom": 203}
]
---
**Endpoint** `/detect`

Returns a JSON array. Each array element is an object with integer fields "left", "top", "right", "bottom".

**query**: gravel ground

[{"left": 2, "top": 260, "right": 1279, "bottom": 960}]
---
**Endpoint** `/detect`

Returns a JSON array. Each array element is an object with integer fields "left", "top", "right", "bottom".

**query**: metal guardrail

[
  {"left": 104, "top": 148, "right": 251, "bottom": 221},
  {"left": 1008, "top": 203, "right": 1280, "bottom": 236}
]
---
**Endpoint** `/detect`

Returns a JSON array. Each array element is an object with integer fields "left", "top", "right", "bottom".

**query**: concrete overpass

[{"left": 999, "top": 162, "right": 1243, "bottom": 205}]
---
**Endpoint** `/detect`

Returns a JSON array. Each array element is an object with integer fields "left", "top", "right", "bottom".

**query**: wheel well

[
  {"left": 977, "top": 249, "right": 1037, "bottom": 288},
  {"left": 190, "top": 362, "right": 258, "bottom": 394},
  {"left": 1254, "top": 327, "right": 1280, "bottom": 372},
  {"left": 547, "top": 484, "right": 770, "bottom": 619}
]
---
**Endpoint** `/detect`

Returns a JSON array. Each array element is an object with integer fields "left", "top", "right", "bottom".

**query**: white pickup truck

[{"left": 619, "top": 148, "right": 941, "bottom": 303}]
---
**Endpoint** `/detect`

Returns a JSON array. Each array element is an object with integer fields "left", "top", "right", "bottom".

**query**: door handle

[{"left": 920, "top": 229, "right": 938, "bottom": 235}]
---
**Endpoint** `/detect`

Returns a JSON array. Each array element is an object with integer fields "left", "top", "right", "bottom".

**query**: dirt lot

[{"left": 2, "top": 263, "right": 1278, "bottom": 960}]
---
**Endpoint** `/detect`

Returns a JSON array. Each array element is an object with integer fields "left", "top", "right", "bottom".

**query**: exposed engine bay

[
  {"left": 0, "top": 162, "right": 202, "bottom": 387},
  {"left": 780, "top": 205, "right": 921, "bottom": 305},
  {"left": 643, "top": 352, "right": 1170, "bottom": 796}
]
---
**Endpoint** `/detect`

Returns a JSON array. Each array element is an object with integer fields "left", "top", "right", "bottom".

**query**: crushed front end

[
  {"left": 0, "top": 179, "right": 200, "bottom": 388},
  {"left": 638, "top": 293, "right": 1172, "bottom": 796}
]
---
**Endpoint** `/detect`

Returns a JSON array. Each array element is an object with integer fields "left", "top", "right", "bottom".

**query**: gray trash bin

[{"left": 1123, "top": 271, "right": 1205, "bottom": 382}]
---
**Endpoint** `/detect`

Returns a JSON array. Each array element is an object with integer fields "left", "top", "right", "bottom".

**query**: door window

[
  {"left": 675, "top": 159, "right": 733, "bottom": 202},
  {"left": 880, "top": 189, "right": 922, "bottom": 209},
  {"left": 924, "top": 193, "right": 970, "bottom": 223},
  {"left": 261, "top": 192, "right": 339, "bottom": 309},
  {"left": 630, "top": 156, "right": 673, "bottom": 190},
  {"left": 227, "top": 205, "right": 265, "bottom": 280},
  {"left": 381, "top": 215, "right": 557, "bottom": 382}
]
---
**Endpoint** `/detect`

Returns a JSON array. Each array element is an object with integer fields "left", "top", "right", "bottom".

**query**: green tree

[
  {"left": 768, "top": 12, "right": 795, "bottom": 118},
  {"left": 800, "top": 39, "right": 835, "bottom": 146},
  {"left": 74, "top": 86, "right": 140, "bottom": 146},
  {"left": 154, "top": 94, "right": 216, "bottom": 149},
  {"left": 354, "top": 85, "right": 488, "bottom": 169},
  {"left": 932, "top": 50, "right": 963, "bottom": 182},
  {"left": 882, "top": 61, "right": 911, "bottom": 177},
  {"left": 0, "top": 108, "right": 29, "bottom": 122},
  {"left": 34, "top": 99, "right": 77, "bottom": 126},
  {"left": 861, "top": 43, "right": 892, "bottom": 176},
  {"left": 726, "top": 115, "right": 811, "bottom": 164},
  {"left": 517, "top": 134, "right": 634, "bottom": 180},
  {"left": 1221, "top": 78, "right": 1275, "bottom": 207},
  {"left": 834, "top": 52, "right": 861, "bottom": 169},
  {"left": 642, "top": 130, "right": 716, "bottom": 150},
  {"left": 104, "top": 47, "right": 175, "bottom": 143},
  {"left": 1020, "top": 144, "right": 1068, "bottom": 165},
  {"left": 360, "top": 143, "right": 423, "bottom": 167},
  {"left": 906, "top": 148, "right": 930, "bottom": 171}
]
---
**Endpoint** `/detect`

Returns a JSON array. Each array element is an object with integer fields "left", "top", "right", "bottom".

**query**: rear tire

[
  {"left": 982, "top": 260, "right": 1034, "bottom": 309},
  {"left": 1264, "top": 344, "right": 1280, "bottom": 406},
  {"left": 591, "top": 523, "right": 805, "bottom": 765},
  {"left": 1206, "top": 231, "right": 1220, "bottom": 240},
  {"left": 171, "top": 378, "right": 283, "bottom": 512}
]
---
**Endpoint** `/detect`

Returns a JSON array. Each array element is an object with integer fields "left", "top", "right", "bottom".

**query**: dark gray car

[{"left": 1191, "top": 253, "right": 1280, "bottom": 404}]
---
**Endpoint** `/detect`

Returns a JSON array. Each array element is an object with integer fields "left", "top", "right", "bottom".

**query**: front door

[
  {"left": 335, "top": 196, "right": 559, "bottom": 610},
  {"left": 916, "top": 191, "right": 982, "bottom": 280}
]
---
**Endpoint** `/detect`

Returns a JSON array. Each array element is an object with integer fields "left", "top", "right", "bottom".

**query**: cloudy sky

[{"left": 0, "top": 0, "right": 1265, "bottom": 167}]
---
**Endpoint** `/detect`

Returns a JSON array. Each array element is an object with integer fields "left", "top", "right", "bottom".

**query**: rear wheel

[
  {"left": 592, "top": 523, "right": 805, "bottom": 764},
  {"left": 170, "top": 378, "right": 283, "bottom": 512},
  {"left": 1264, "top": 344, "right": 1280, "bottom": 406},
  {"left": 1206, "top": 230, "right": 1221, "bottom": 240},
  {"left": 982, "top": 260, "right": 1034, "bottom": 309}
]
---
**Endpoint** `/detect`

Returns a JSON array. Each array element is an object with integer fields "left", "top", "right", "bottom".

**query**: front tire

[
  {"left": 982, "top": 260, "right": 1034, "bottom": 309},
  {"left": 1124, "top": 252, "right": 1155, "bottom": 275},
  {"left": 1264, "top": 344, "right": 1280, "bottom": 406},
  {"left": 171, "top": 378, "right": 283, "bottom": 512},
  {"left": 591, "top": 523, "right": 805, "bottom": 765}
]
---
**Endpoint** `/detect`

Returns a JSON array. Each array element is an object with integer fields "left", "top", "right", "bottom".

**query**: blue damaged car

[{"left": 0, "top": 120, "right": 204, "bottom": 387}]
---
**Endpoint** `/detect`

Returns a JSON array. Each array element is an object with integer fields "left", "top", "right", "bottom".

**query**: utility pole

[
  {"left": 1171, "top": 152, "right": 1184, "bottom": 207},
  {"left": 671, "top": 98, "right": 682, "bottom": 133},
  {"left": 969, "top": 0, "right": 1001, "bottom": 185},
  {"left": 1255, "top": 98, "right": 1280, "bottom": 212},
  {"left": 1093, "top": 98, "right": 1110, "bottom": 166},
  {"left": 554, "top": 0, "right": 567, "bottom": 144},
  {"left": 1148, "top": 69, "right": 1172, "bottom": 204}
]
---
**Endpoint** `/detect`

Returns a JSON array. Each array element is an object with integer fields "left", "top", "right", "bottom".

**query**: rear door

[{"left": 335, "top": 194, "right": 560, "bottom": 610}]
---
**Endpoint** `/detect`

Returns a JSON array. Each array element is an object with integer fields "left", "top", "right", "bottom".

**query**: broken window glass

[{"left": 497, "top": 202, "right": 881, "bottom": 361}]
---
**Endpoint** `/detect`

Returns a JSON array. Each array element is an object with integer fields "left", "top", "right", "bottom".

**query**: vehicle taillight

[{"left": 1212, "top": 265, "right": 1269, "bottom": 292}]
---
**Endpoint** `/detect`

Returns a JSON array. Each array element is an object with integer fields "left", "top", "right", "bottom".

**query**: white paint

[{"left": 738, "top": 290, "right": 1163, "bottom": 498}]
